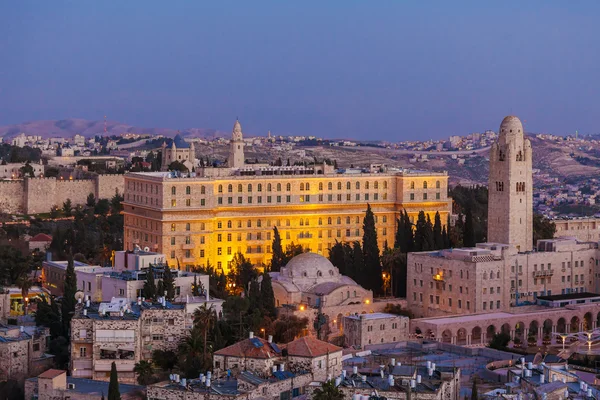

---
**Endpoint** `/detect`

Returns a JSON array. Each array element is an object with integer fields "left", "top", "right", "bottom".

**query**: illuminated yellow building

[{"left": 123, "top": 120, "right": 452, "bottom": 271}]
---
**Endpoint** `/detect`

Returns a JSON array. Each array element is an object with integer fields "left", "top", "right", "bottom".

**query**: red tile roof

[
  {"left": 214, "top": 337, "right": 279, "bottom": 359},
  {"left": 284, "top": 336, "right": 342, "bottom": 358},
  {"left": 30, "top": 233, "right": 53, "bottom": 242},
  {"left": 38, "top": 369, "right": 65, "bottom": 379}
]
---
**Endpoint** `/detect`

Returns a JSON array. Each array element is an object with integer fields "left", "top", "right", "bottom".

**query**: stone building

[
  {"left": 0, "top": 324, "right": 53, "bottom": 384},
  {"left": 270, "top": 252, "right": 406, "bottom": 338},
  {"left": 42, "top": 250, "right": 208, "bottom": 303},
  {"left": 343, "top": 312, "right": 410, "bottom": 348},
  {"left": 124, "top": 120, "right": 452, "bottom": 271},
  {"left": 407, "top": 116, "right": 600, "bottom": 319},
  {"left": 488, "top": 115, "right": 533, "bottom": 252},
  {"left": 212, "top": 332, "right": 281, "bottom": 376},
  {"left": 228, "top": 119, "right": 244, "bottom": 168},
  {"left": 0, "top": 161, "right": 44, "bottom": 179},
  {"left": 553, "top": 217, "right": 600, "bottom": 242},
  {"left": 25, "top": 370, "right": 145, "bottom": 400},
  {"left": 284, "top": 335, "right": 343, "bottom": 382},
  {"left": 70, "top": 298, "right": 189, "bottom": 383},
  {"left": 161, "top": 135, "right": 195, "bottom": 171}
]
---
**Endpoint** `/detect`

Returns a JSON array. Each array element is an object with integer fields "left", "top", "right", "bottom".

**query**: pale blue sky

[{"left": 1, "top": 1, "right": 599, "bottom": 140}]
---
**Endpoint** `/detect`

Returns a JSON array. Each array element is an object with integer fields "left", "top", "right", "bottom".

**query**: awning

[
  {"left": 100, "top": 347, "right": 117, "bottom": 352},
  {"left": 119, "top": 346, "right": 135, "bottom": 352}
]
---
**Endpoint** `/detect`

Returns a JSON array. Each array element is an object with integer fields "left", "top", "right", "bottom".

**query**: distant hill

[{"left": 0, "top": 118, "right": 225, "bottom": 140}]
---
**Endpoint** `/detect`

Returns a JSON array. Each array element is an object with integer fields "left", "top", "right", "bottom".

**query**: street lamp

[{"left": 260, "top": 328, "right": 265, "bottom": 338}]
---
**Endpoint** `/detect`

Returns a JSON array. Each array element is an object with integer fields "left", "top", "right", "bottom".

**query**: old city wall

[
  {"left": 0, "top": 181, "right": 24, "bottom": 214},
  {"left": 0, "top": 176, "right": 125, "bottom": 214}
]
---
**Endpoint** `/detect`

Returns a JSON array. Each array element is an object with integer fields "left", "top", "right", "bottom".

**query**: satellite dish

[
  {"left": 143, "top": 247, "right": 150, "bottom": 252},
  {"left": 75, "top": 291, "right": 85, "bottom": 301}
]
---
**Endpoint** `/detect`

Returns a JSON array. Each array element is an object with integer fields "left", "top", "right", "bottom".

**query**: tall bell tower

[
  {"left": 228, "top": 119, "right": 245, "bottom": 169},
  {"left": 488, "top": 116, "right": 533, "bottom": 252}
]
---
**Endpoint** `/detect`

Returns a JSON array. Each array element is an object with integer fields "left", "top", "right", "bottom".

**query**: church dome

[
  {"left": 499, "top": 115, "right": 523, "bottom": 137},
  {"left": 286, "top": 253, "right": 339, "bottom": 280}
]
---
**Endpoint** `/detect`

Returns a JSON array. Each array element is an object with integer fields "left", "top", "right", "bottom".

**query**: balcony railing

[
  {"left": 533, "top": 270, "right": 554, "bottom": 278},
  {"left": 94, "top": 336, "right": 135, "bottom": 343},
  {"left": 94, "top": 360, "right": 135, "bottom": 372},
  {"left": 182, "top": 242, "right": 195, "bottom": 250},
  {"left": 73, "top": 359, "right": 92, "bottom": 370}
]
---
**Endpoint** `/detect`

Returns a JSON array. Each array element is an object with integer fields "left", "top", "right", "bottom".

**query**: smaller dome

[
  {"left": 499, "top": 115, "right": 524, "bottom": 135},
  {"left": 285, "top": 252, "right": 337, "bottom": 278},
  {"left": 233, "top": 119, "right": 242, "bottom": 132}
]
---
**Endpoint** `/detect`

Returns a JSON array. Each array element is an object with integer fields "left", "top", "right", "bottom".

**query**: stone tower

[
  {"left": 228, "top": 119, "right": 245, "bottom": 168},
  {"left": 488, "top": 116, "right": 533, "bottom": 252}
]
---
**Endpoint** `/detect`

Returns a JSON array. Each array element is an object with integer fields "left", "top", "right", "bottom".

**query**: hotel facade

[{"left": 123, "top": 120, "right": 452, "bottom": 271}]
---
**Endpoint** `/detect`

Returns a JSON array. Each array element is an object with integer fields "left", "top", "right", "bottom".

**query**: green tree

[
  {"left": 35, "top": 295, "right": 62, "bottom": 338},
  {"left": 62, "top": 199, "right": 73, "bottom": 217},
  {"left": 284, "top": 242, "right": 305, "bottom": 262},
  {"left": 111, "top": 190, "right": 124, "bottom": 214},
  {"left": 0, "top": 245, "right": 31, "bottom": 286},
  {"left": 86, "top": 193, "right": 96, "bottom": 207},
  {"left": 351, "top": 241, "right": 364, "bottom": 281},
  {"left": 143, "top": 267, "right": 157, "bottom": 300},
  {"left": 229, "top": 253, "right": 256, "bottom": 293},
  {"left": 133, "top": 360, "right": 154, "bottom": 385},
  {"left": 270, "top": 315, "right": 309, "bottom": 343},
  {"left": 471, "top": 378, "right": 478, "bottom": 400},
  {"left": 162, "top": 264, "right": 175, "bottom": 300},
  {"left": 414, "top": 211, "right": 429, "bottom": 251},
  {"left": 260, "top": 272, "right": 277, "bottom": 319},
  {"left": 152, "top": 350, "right": 178, "bottom": 372},
  {"left": 394, "top": 214, "right": 405, "bottom": 250},
  {"left": 312, "top": 380, "right": 344, "bottom": 400},
  {"left": 16, "top": 276, "right": 33, "bottom": 315},
  {"left": 433, "top": 211, "right": 444, "bottom": 250},
  {"left": 362, "top": 204, "right": 382, "bottom": 295},
  {"left": 168, "top": 161, "right": 188, "bottom": 173},
  {"left": 223, "top": 296, "right": 250, "bottom": 341},
  {"left": 178, "top": 326, "right": 210, "bottom": 378},
  {"left": 95, "top": 199, "right": 111, "bottom": 216},
  {"left": 19, "top": 161, "right": 35, "bottom": 177},
  {"left": 403, "top": 210, "right": 414, "bottom": 253},
  {"left": 248, "top": 279, "right": 261, "bottom": 311},
  {"left": 533, "top": 213, "right": 556, "bottom": 245},
  {"left": 193, "top": 304, "right": 216, "bottom": 363},
  {"left": 108, "top": 362, "right": 121, "bottom": 400},
  {"left": 270, "top": 226, "right": 284, "bottom": 272},
  {"left": 62, "top": 253, "right": 77, "bottom": 336},
  {"left": 488, "top": 332, "right": 511, "bottom": 349},
  {"left": 464, "top": 208, "right": 475, "bottom": 247}
]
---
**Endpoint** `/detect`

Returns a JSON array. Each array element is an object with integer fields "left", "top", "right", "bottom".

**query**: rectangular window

[{"left": 410, "top": 193, "right": 414, "bottom": 200}]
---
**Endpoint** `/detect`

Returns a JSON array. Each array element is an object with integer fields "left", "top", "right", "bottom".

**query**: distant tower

[
  {"left": 228, "top": 119, "right": 245, "bottom": 168},
  {"left": 488, "top": 116, "right": 533, "bottom": 252},
  {"left": 104, "top": 115, "right": 107, "bottom": 133}
]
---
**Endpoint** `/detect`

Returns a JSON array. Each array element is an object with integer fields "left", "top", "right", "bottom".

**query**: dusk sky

[{"left": 1, "top": 1, "right": 599, "bottom": 140}]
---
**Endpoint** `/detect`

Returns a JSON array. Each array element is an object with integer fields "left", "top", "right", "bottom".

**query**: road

[{"left": 337, "top": 145, "right": 491, "bottom": 156}]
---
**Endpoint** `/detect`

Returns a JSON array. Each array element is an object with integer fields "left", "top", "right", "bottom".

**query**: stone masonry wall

[{"left": 0, "top": 181, "right": 24, "bottom": 214}]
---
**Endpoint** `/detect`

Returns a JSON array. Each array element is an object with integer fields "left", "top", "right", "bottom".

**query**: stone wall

[
  {"left": 0, "top": 339, "right": 30, "bottom": 383},
  {"left": 0, "top": 175, "right": 124, "bottom": 214},
  {"left": 0, "top": 181, "right": 24, "bottom": 214}
]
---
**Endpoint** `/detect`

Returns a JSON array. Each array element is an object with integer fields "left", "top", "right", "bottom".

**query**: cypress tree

[
  {"left": 143, "top": 267, "right": 157, "bottom": 300},
  {"left": 260, "top": 272, "right": 277, "bottom": 319},
  {"left": 328, "top": 241, "right": 346, "bottom": 274},
  {"left": 248, "top": 279, "right": 261, "bottom": 310},
  {"left": 394, "top": 216, "right": 405, "bottom": 251},
  {"left": 464, "top": 208, "right": 476, "bottom": 247},
  {"left": 442, "top": 225, "right": 449, "bottom": 249},
  {"left": 162, "top": 264, "right": 175, "bottom": 300},
  {"left": 471, "top": 378, "right": 478, "bottom": 400},
  {"left": 446, "top": 215, "right": 454, "bottom": 248},
  {"left": 270, "top": 227, "right": 284, "bottom": 272},
  {"left": 414, "top": 211, "right": 427, "bottom": 252},
  {"left": 62, "top": 252, "right": 77, "bottom": 336},
  {"left": 351, "top": 241, "right": 364, "bottom": 281},
  {"left": 108, "top": 362, "right": 121, "bottom": 400},
  {"left": 433, "top": 211, "right": 443, "bottom": 250},
  {"left": 403, "top": 210, "right": 414, "bottom": 252},
  {"left": 425, "top": 214, "right": 434, "bottom": 251},
  {"left": 342, "top": 242, "right": 354, "bottom": 279},
  {"left": 362, "top": 204, "right": 383, "bottom": 294}
]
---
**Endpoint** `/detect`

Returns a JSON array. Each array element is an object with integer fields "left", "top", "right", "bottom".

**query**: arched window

[
  {"left": 257, "top": 220, "right": 262, "bottom": 227},
  {"left": 228, "top": 184, "right": 233, "bottom": 193},
  {"left": 186, "top": 186, "right": 191, "bottom": 195},
  {"left": 286, "top": 219, "right": 290, "bottom": 226},
  {"left": 277, "top": 183, "right": 282, "bottom": 191},
  {"left": 328, "top": 182, "right": 333, "bottom": 190},
  {"left": 319, "top": 182, "right": 323, "bottom": 190},
  {"left": 410, "top": 181, "right": 415, "bottom": 189},
  {"left": 346, "top": 216, "right": 350, "bottom": 224},
  {"left": 171, "top": 186, "right": 176, "bottom": 195},
  {"left": 328, "top": 217, "right": 332, "bottom": 225},
  {"left": 227, "top": 220, "right": 232, "bottom": 228},
  {"left": 200, "top": 186, "right": 206, "bottom": 195},
  {"left": 347, "top": 182, "right": 351, "bottom": 190},
  {"left": 300, "top": 183, "right": 305, "bottom": 191},
  {"left": 305, "top": 218, "right": 309, "bottom": 226},
  {"left": 200, "top": 223, "right": 205, "bottom": 230},
  {"left": 306, "top": 183, "right": 310, "bottom": 191},
  {"left": 490, "top": 271, "right": 495, "bottom": 279},
  {"left": 356, "top": 216, "right": 360, "bottom": 223},
  {"left": 374, "top": 181, "right": 379, "bottom": 189},
  {"left": 247, "top": 220, "right": 252, "bottom": 228},
  {"left": 257, "top": 183, "right": 262, "bottom": 192},
  {"left": 186, "top": 223, "right": 190, "bottom": 231},
  {"left": 248, "top": 184, "right": 252, "bottom": 192},
  {"left": 365, "top": 181, "right": 370, "bottom": 189},
  {"left": 356, "top": 182, "right": 360, "bottom": 190},
  {"left": 317, "top": 271, "right": 322, "bottom": 277},
  {"left": 436, "top": 180, "right": 440, "bottom": 189},
  {"left": 337, "top": 182, "right": 342, "bottom": 190},
  {"left": 337, "top": 217, "right": 341, "bottom": 224},
  {"left": 383, "top": 181, "right": 388, "bottom": 189},
  {"left": 423, "top": 181, "right": 428, "bottom": 189},
  {"left": 300, "top": 219, "right": 304, "bottom": 226},
  {"left": 286, "top": 183, "right": 291, "bottom": 191},
  {"left": 218, "top": 184, "right": 223, "bottom": 193},
  {"left": 238, "top": 184, "right": 242, "bottom": 193},
  {"left": 267, "top": 183, "right": 272, "bottom": 192}
]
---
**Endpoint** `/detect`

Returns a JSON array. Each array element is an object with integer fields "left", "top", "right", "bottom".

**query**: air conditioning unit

[{"left": 68, "top": 383, "right": 76, "bottom": 390}]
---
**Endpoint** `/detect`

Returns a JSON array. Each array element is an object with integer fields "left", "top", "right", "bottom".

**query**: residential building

[
  {"left": 124, "top": 119, "right": 452, "bottom": 271},
  {"left": 344, "top": 313, "right": 410, "bottom": 348},
  {"left": 0, "top": 324, "right": 53, "bottom": 383},
  {"left": 25, "top": 370, "right": 145, "bottom": 400}
]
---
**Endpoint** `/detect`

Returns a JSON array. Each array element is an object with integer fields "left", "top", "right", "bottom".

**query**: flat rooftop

[{"left": 346, "top": 313, "right": 401, "bottom": 321}]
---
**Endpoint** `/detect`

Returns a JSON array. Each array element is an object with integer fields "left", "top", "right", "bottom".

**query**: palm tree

[
  {"left": 193, "top": 304, "right": 215, "bottom": 362},
  {"left": 17, "top": 276, "right": 33, "bottom": 315},
  {"left": 133, "top": 360, "right": 154, "bottom": 385},
  {"left": 312, "top": 380, "right": 344, "bottom": 400},
  {"left": 178, "top": 326, "right": 207, "bottom": 378}
]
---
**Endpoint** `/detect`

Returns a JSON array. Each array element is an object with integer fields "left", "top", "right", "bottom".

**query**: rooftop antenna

[{"left": 104, "top": 115, "right": 107, "bottom": 134}]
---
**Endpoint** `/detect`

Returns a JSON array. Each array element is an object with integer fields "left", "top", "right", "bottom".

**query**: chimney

[
  {"left": 268, "top": 335, "right": 273, "bottom": 343},
  {"left": 249, "top": 331, "right": 254, "bottom": 339}
]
